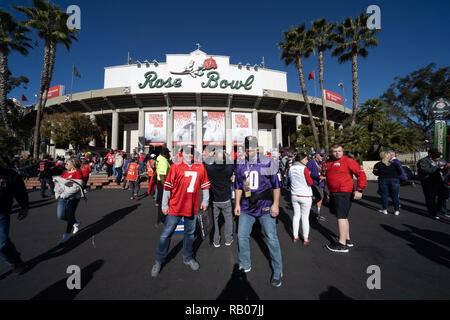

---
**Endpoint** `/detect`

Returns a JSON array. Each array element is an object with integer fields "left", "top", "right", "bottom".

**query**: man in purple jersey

[{"left": 234, "top": 136, "right": 283, "bottom": 287}]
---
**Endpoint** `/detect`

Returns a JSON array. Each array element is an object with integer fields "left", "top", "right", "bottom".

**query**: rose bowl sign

[
  {"left": 104, "top": 50, "right": 287, "bottom": 95},
  {"left": 431, "top": 98, "right": 450, "bottom": 120}
]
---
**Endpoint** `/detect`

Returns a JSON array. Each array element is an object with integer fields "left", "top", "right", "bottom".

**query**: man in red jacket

[{"left": 323, "top": 144, "right": 367, "bottom": 253}]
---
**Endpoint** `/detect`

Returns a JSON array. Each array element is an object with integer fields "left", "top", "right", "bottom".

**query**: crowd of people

[{"left": 0, "top": 138, "right": 449, "bottom": 286}]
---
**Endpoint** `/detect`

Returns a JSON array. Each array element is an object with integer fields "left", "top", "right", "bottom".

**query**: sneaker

[
  {"left": 225, "top": 239, "right": 234, "bottom": 246},
  {"left": 394, "top": 211, "right": 400, "bottom": 216},
  {"left": 326, "top": 241, "right": 349, "bottom": 253},
  {"left": 213, "top": 242, "right": 221, "bottom": 248},
  {"left": 346, "top": 240, "right": 354, "bottom": 248},
  {"left": 72, "top": 221, "right": 81, "bottom": 234},
  {"left": 303, "top": 239, "right": 310, "bottom": 246},
  {"left": 151, "top": 261, "right": 161, "bottom": 277},
  {"left": 293, "top": 237, "right": 300, "bottom": 243},
  {"left": 59, "top": 233, "right": 71, "bottom": 244},
  {"left": 183, "top": 259, "right": 200, "bottom": 271},
  {"left": 378, "top": 209, "right": 388, "bottom": 215},
  {"left": 239, "top": 265, "right": 251, "bottom": 273},
  {"left": 271, "top": 272, "right": 283, "bottom": 287}
]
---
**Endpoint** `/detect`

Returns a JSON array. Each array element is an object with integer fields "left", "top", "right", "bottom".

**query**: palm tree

[
  {"left": 279, "top": 24, "right": 320, "bottom": 150},
  {"left": 308, "top": 18, "right": 336, "bottom": 153},
  {"left": 12, "top": 0, "right": 78, "bottom": 159},
  {"left": 0, "top": 9, "right": 32, "bottom": 136},
  {"left": 332, "top": 12, "right": 380, "bottom": 127}
]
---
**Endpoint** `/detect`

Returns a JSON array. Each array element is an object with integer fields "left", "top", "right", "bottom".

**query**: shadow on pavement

[
  {"left": 31, "top": 259, "right": 104, "bottom": 300},
  {"left": 319, "top": 286, "right": 353, "bottom": 300},
  {"left": 19, "top": 204, "right": 140, "bottom": 275},
  {"left": 216, "top": 264, "right": 259, "bottom": 300},
  {"left": 380, "top": 224, "right": 450, "bottom": 269},
  {"left": 359, "top": 195, "right": 432, "bottom": 219}
]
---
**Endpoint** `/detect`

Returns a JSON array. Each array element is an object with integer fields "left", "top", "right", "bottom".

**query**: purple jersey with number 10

[{"left": 234, "top": 155, "right": 282, "bottom": 217}]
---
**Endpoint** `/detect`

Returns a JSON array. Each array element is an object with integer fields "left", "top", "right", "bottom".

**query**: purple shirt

[{"left": 234, "top": 155, "right": 282, "bottom": 217}]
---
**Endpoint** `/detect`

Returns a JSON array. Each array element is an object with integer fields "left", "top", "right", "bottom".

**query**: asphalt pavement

[{"left": 0, "top": 181, "right": 449, "bottom": 300}]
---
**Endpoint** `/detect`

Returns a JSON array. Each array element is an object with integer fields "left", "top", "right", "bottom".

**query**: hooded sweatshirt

[{"left": 205, "top": 162, "right": 234, "bottom": 202}]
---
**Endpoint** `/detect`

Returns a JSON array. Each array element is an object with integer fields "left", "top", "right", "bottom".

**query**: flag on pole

[
  {"left": 308, "top": 71, "right": 315, "bottom": 80},
  {"left": 21, "top": 94, "right": 28, "bottom": 101},
  {"left": 73, "top": 65, "right": 81, "bottom": 78}
]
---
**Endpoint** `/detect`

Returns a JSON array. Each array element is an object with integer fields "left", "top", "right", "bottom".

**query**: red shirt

[
  {"left": 324, "top": 156, "right": 367, "bottom": 193},
  {"left": 126, "top": 163, "right": 139, "bottom": 181},
  {"left": 139, "top": 154, "right": 146, "bottom": 162},
  {"left": 163, "top": 161, "right": 210, "bottom": 217},
  {"left": 106, "top": 153, "right": 115, "bottom": 165},
  {"left": 61, "top": 170, "right": 83, "bottom": 180},
  {"left": 81, "top": 164, "right": 91, "bottom": 178}
]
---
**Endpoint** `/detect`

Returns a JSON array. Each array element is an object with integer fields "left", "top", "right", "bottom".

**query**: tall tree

[
  {"left": 332, "top": 12, "right": 380, "bottom": 127},
  {"left": 279, "top": 24, "right": 320, "bottom": 150},
  {"left": 382, "top": 63, "right": 450, "bottom": 139},
  {"left": 0, "top": 9, "right": 32, "bottom": 135},
  {"left": 308, "top": 18, "right": 336, "bottom": 152},
  {"left": 12, "top": 0, "right": 78, "bottom": 159}
]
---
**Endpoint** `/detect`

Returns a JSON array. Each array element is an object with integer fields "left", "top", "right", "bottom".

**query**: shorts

[
  {"left": 329, "top": 192, "right": 352, "bottom": 219},
  {"left": 312, "top": 185, "right": 324, "bottom": 200}
]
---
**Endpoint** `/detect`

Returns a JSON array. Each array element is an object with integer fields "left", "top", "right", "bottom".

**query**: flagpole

[{"left": 70, "top": 64, "right": 74, "bottom": 101}]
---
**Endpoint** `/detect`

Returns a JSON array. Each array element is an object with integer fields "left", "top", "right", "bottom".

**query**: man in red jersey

[
  {"left": 323, "top": 144, "right": 367, "bottom": 253},
  {"left": 151, "top": 145, "right": 210, "bottom": 277}
]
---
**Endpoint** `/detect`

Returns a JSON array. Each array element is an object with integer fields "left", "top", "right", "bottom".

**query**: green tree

[
  {"left": 382, "top": 63, "right": 450, "bottom": 139},
  {"left": 41, "top": 113, "right": 103, "bottom": 153},
  {"left": 279, "top": 24, "right": 320, "bottom": 150},
  {"left": 308, "top": 18, "right": 336, "bottom": 153},
  {"left": 332, "top": 12, "right": 380, "bottom": 127},
  {"left": 12, "top": 0, "right": 78, "bottom": 159},
  {"left": 0, "top": 9, "right": 32, "bottom": 135},
  {"left": 291, "top": 120, "right": 336, "bottom": 153}
]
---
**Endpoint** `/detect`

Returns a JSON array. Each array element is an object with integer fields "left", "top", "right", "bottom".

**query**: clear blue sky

[{"left": 4, "top": 0, "right": 450, "bottom": 107}]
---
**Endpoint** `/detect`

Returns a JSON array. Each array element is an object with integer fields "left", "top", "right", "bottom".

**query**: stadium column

[
  {"left": 167, "top": 107, "right": 173, "bottom": 152},
  {"left": 252, "top": 109, "right": 258, "bottom": 141},
  {"left": 89, "top": 114, "right": 96, "bottom": 147},
  {"left": 138, "top": 109, "right": 145, "bottom": 152},
  {"left": 111, "top": 111, "right": 119, "bottom": 150},
  {"left": 196, "top": 108, "right": 203, "bottom": 152},
  {"left": 276, "top": 112, "right": 283, "bottom": 149},
  {"left": 296, "top": 115, "right": 302, "bottom": 130},
  {"left": 225, "top": 109, "right": 232, "bottom": 154}
]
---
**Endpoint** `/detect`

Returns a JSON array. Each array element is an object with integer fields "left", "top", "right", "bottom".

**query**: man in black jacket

[
  {"left": 0, "top": 167, "right": 29, "bottom": 274},
  {"left": 38, "top": 154, "right": 54, "bottom": 198},
  {"left": 204, "top": 148, "right": 235, "bottom": 247},
  {"left": 417, "top": 148, "right": 448, "bottom": 220}
]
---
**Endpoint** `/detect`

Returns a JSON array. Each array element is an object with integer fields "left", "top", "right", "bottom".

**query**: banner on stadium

[
  {"left": 173, "top": 111, "right": 197, "bottom": 145},
  {"left": 202, "top": 111, "right": 225, "bottom": 145},
  {"left": 144, "top": 111, "right": 167, "bottom": 146},
  {"left": 43, "top": 85, "right": 65, "bottom": 100},
  {"left": 232, "top": 112, "right": 252, "bottom": 146},
  {"left": 324, "top": 89, "right": 342, "bottom": 105}
]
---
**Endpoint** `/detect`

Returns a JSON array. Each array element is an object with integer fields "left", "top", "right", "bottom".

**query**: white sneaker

[
  {"left": 73, "top": 222, "right": 81, "bottom": 234},
  {"left": 378, "top": 209, "right": 388, "bottom": 215},
  {"left": 394, "top": 211, "right": 400, "bottom": 216},
  {"left": 60, "top": 233, "right": 71, "bottom": 244}
]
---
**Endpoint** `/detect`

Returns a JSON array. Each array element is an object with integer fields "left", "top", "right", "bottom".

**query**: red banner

[
  {"left": 324, "top": 90, "right": 342, "bottom": 105},
  {"left": 43, "top": 85, "right": 64, "bottom": 100}
]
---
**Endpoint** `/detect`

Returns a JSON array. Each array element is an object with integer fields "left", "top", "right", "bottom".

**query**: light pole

[{"left": 338, "top": 82, "right": 345, "bottom": 113}]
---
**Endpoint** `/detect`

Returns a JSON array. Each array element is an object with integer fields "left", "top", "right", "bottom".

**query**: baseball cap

[
  {"left": 314, "top": 150, "right": 325, "bottom": 157},
  {"left": 150, "top": 154, "right": 156, "bottom": 158},
  {"left": 428, "top": 148, "right": 442, "bottom": 157},
  {"left": 244, "top": 136, "right": 258, "bottom": 150},
  {"left": 181, "top": 145, "right": 195, "bottom": 154}
]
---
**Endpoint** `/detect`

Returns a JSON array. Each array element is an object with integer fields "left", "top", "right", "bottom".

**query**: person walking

[
  {"left": 122, "top": 154, "right": 131, "bottom": 190},
  {"left": 114, "top": 152, "right": 124, "bottom": 185},
  {"left": 38, "top": 154, "right": 55, "bottom": 198},
  {"left": 53, "top": 158, "right": 85, "bottom": 244},
  {"left": 205, "top": 148, "right": 235, "bottom": 248},
  {"left": 306, "top": 150, "right": 327, "bottom": 221},
  {"left": 151, "top": 145, "right": 210, "bottom": 277},
  {"left": 288, "top": 152, "right": 314, "bottom": 245},
  {"left": 323, "top": 144, "right": 367, "bottom": 253},
  {"left": 155, "top": 148, "right": 171, "bottom": 225},
  {"left": 0, "top": 167, "right": 29, "bottom": 274},
  {"left": 373, "top": 151, "right": 403, "bottom": 215},
  {"left": 234, "top": 136, "right": 283, "bottom": 287},
  {"left": 105, "top": 149, "right": 115, "bottom": 177},
  {"left": 125, "top": 157, "right": 141, "bottom": 200},
  {"left": 417, "top": 148, "right": 448, "bottom": 220},
  {"left": 81, "top": 159, "right": 92, "bottom": 189}
]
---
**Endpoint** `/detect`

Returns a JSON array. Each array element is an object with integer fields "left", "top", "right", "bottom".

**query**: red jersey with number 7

[{"left": 163, "top": 162, "right": 210, "bottom": 217}]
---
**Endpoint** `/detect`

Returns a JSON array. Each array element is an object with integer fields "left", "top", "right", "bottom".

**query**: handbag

[{"left": 197, "top": 206, "right": 213, "bottom": 240}]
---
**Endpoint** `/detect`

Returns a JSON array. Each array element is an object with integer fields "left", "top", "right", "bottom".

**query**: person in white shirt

[{"left": 288, "top": 152, "right": 314, "bottom": 245}]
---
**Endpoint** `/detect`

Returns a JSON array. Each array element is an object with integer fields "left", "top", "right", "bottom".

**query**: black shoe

[
  {"left": 326, "top": 242, "right": 349, "bottom": 253},
  {"left": 12, "top": 261, "right": 27, "bottom": 274},
  {"left": 346, "top": 240, "right": 354, "bottom": 248},
  {"left": 271, "top": 272, "right": 283, "bottom": 287}
]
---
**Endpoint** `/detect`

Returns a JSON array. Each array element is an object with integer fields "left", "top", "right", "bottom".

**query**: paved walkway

[{"left": 0, "top": 182, "right": 449, "bottom": 300}]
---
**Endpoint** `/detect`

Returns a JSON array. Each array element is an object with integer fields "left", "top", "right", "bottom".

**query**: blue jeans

[
  {"left": 379, "top": 178, "right": 400, "bottom": 210},
  {"left": 237, "top": 213, "right": 283, "bottom": 275},
  {"left": 57, "top": 197, "right": 80, "bottom": 234},
  {"left": 115, "top": 167, "right": 123, "bottom": 184},
  {"left": 155, "top": 215, "right": 196, "bottom": 264},
  {"left": 40, "top": 178, "right": 55, "bottom": 196},
  {"left": 0, "top": 213, "right": 21, "bottom": 266}
]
